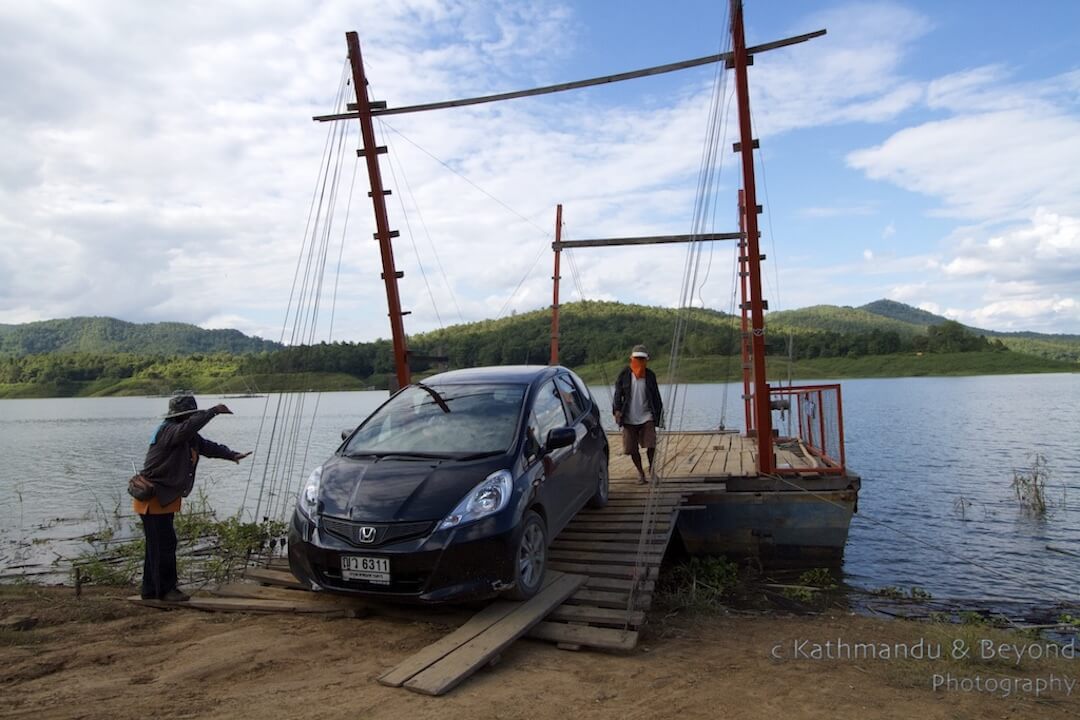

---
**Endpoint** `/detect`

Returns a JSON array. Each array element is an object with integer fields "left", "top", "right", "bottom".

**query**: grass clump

[
  {"left": 657, "top": 556, "right": 741, "bottom": 610},
  {"left": 73, "top": 488, "right": 287, "bottom": 590},
  {"left": 1012, "top": 453, "right": 1051, "bottom": 516}
]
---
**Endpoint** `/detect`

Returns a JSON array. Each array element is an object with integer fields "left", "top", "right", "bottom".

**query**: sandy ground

[{"left": 1, "top": 586, "right": 1077, "bottom": 720}]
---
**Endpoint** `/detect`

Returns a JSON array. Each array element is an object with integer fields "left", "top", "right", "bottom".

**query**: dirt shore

[{"left": 1, "top": 586, "right": 1077, "bottom": 719}]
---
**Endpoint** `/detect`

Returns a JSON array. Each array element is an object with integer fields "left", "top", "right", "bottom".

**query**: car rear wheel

[
  {"left": 586, "top": 456, "right": 609, "bottom": 509},
  {"left": 507, "top": 511, "right": 546, "bottom": 600}
]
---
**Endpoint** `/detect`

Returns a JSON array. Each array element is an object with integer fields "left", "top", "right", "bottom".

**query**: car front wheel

[
  {"left": 586, "top": 456, "right": 609, "bottom": 508},
  {"left": 506, "top": 510, "right": 546, "bottom": 600}
]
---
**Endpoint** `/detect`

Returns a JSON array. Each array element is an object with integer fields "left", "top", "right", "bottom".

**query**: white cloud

[
  {"left": 751, "top": 3, "right": 929, "bottom": 136},
  {"left": 847, "top": 67, "right": 1080, "bottom": 223},
  {"left": 844, "top": 57, "right": 1080, "bottom": 333},
  {"left": 882, "top": 222, "right": 895, "bottom": 239}
]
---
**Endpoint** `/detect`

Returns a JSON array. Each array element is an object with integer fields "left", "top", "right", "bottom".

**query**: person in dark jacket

[
  {"left": 612, "top": 344, "right": 663, "bottom": 483},
  {"left": 136, "top": 395, "right": 250, "bottom": 602}
]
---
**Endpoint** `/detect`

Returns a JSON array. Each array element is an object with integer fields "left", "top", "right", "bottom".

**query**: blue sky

[{"left": 1, "top": 0, "right": 1078, "bottom": 341}]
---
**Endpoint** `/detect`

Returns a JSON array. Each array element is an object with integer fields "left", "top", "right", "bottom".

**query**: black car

[{"left": 287, "top": 365, "right": 609, "bottom": 603}]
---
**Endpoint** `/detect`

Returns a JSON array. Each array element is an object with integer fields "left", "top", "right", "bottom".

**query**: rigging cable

[
  {"left": 374, "top": 120, "right": 555, "bottom": 319},
  {"left": 250, "top": 66, "right": 354, "bottom": 526},
  {"left": 628, "top": 6, "right": 733, "bottom": 625},
  {"left": 241, "top": 60, "right": 350, "bottom": 518},
  {"left": 377, "top": 120, "right": 466, "bottom": 325},
  {"left": 382, "top": 136, "right": 445, "bottom": 328}
]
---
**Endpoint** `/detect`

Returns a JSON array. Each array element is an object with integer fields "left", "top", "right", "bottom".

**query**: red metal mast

[
  {"left": 550, "top": 204, "right": 563, "bottom": 365},
  {"left": 737, "top": 190, "right": 754, "bottom": 433},
  {"left": 346, "top": 31, "right": 411, "bottom": 391},
  {"left": 730, "top": 0, "right": 774, "bottom": 473}
]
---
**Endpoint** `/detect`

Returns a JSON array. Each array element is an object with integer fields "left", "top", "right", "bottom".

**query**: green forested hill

[
  {"left": 859, "top": 299, "right": 946, "bottom": 327},
  {"left": 409, "top": 301, "right": 737, "bottom": 368},
  {"left": 768, "top": 305, "right": 923, "bottom": 337},
  {"left": 858, "top": 299, "right": 1080, "bottom": 362},
  {"left": 0, "top": 300, "right": 1076, "bottom": 398},
  {"left": 0, "top": 317, "right": 280, "bottom": 356}
]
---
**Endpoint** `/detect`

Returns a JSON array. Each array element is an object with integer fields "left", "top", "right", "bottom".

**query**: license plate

[{"left": 340, "top": 555, "right": 390, "bottom": 585}]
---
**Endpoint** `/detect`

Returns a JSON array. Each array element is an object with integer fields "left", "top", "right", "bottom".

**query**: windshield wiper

[
  {"left": 416, "top": 383, "right": 451, "bottom": 413},
  {"left": 376, "top": 451, "right": 452, "bottom": 460}
]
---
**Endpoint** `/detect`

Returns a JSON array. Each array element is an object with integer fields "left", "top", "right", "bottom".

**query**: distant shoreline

[{"left": 0, "top": 352, "right": 1074, "bottom": 399}]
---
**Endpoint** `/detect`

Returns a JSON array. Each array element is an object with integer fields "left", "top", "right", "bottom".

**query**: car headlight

[
  {"left": 297, "top": 466, "right": 322, "bottom": 520},
  {"left": 438, "top": 470, "right": 513, "bottom": 530}
]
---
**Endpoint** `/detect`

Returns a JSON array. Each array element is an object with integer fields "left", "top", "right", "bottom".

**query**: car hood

[{"left": 317, "top": 454, "right": 511, "bottom": 523}]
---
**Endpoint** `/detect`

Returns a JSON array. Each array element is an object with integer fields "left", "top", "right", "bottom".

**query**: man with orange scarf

[{"left": 612, "top": 344, "right": 663, "bottom": 483}]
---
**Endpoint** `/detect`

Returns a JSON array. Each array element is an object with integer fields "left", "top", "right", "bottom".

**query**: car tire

[
  {"left": 507, "top": 510, "right": 547, "bottom": 601},
  {"left": 586, "top": 455, "right": 609, "bottom": 509}
]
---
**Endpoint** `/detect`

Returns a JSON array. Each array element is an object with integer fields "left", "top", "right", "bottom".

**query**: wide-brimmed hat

[
  {"left": 164, "top": 394, "right": 199, "bottom": 419},
  {"left": 630, "top": 344, "right": 649, "bottom": 359}
]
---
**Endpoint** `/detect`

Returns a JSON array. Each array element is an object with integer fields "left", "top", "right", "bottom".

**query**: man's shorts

[{"left": 621, "top": 420, "right": 657, "bottom": 454}]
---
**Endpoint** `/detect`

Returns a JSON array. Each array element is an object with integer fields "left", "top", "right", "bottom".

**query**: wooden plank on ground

[
  {"left": 528, "top": 621, "right": 638, "bottom": 651},
  {"left": 127, "top": 595, "right": 346, "bottom": 615},
  {"left": 243, "top": 567, "right": 306, "bottom": 589},
  {"left": 377, "top": 597, "right": 522, "bottom": 687},
  {"left": 402, "top": 572, "right": 587, "bottom": 696}
]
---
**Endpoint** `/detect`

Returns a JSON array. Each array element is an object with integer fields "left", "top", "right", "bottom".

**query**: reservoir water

[{"left": 1, "top": 374, "right": 1077, "bottom": 607}]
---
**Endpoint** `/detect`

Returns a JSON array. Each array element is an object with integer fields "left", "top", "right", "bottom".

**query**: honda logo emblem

[{"left": 358, "top": 526, "right": 377, "bottom": 544}]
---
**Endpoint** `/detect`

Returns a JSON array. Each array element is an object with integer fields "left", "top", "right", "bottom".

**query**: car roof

[{"left": 421, "top": 365, "right": 564, "bottom": 385}]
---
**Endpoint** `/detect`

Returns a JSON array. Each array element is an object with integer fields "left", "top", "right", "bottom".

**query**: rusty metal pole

[
  {"left": 730, "top": 0, "right": 774, "bottom": 474},
  {"left": 346, "top": 31, "right": 411, "bottom": 390},
  {"left": 738, "top": 191, "right": 753, "bottom": 433},
  {"left": 550, "top": 204, "right": 563, "bottom": 366}
]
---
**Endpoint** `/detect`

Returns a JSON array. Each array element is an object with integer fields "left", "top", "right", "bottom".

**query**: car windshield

[{"left": 342, "top": 382, "right": 527, "bottom": 457}]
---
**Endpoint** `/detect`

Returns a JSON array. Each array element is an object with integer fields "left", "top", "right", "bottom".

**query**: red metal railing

[{"left": 769, "top": 384, "right": 846, "bottom": 475}]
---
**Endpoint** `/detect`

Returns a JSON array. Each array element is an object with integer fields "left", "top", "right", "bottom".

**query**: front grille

[{"left": 320, "top": 517, "right": 434, "bottom": 548}]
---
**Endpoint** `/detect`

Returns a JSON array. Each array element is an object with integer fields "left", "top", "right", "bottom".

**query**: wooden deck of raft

[{"left": 130, "top": 431, "right": 804, "bottom": 695}]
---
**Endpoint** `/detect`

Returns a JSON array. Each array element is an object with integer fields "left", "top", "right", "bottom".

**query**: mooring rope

[
  {"left": 626, "top": 6, "right": 734, "bottom": 626},
  {"left": 245, "top": 60, "right": 357, "bottom": 531}
]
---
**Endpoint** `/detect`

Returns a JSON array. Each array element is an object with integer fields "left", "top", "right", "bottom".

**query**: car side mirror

[
  {"left": 544, "top": 427, "right": 575, "bottom": 453},
  {"left": 341, "top": 428, "right": 354, "bottom": 441}
]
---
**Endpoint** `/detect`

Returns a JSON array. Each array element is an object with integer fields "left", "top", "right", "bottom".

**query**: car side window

[
  {"left": 531, "top": 380, "right": 569, "bottom": 449},
  {"left": 554, "top": 374, "right": 587, "bottom": 421},
  {"left": 524, "top": 411, "right": 542, "bottom": 464},
  {"left": 567, "top": 370, "right": 593, "bottom": 403}
]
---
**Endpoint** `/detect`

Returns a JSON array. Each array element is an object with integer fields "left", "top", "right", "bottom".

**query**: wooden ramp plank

[
  {"left": 549, "top": 561, "right": 657, "bottom": 579},
  {"left": 548, "top": 604, "right": 646, "bottom": 627},
  {"left": 584, "top": 576, "right": 655, "bottom": 593},
  {"left": 556, "top": 531, "right": 668, "bottom": 543},
  {"left": 552, "top": 539, "right": 669, "bottom": 553},
  {"left": 528, "top": 621, "right": 638, "bottom": 651},
  {"left": 243, "top": 567, "right": 306, "bottom": 589},
  {"left": 567, "top": 588, "right": 646, "bottom": 609},
  {"left": 566, "top": 521, "right": 669, "bottom": 532},
  {"left": 127, "top": 595, "right": 345, "bottom": 615},
  {"left": 402, "top": 572, "right": 587, "bottom": 696},
  {"left": 377, "top": 597, "right": 522, "bottom": 687}
]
